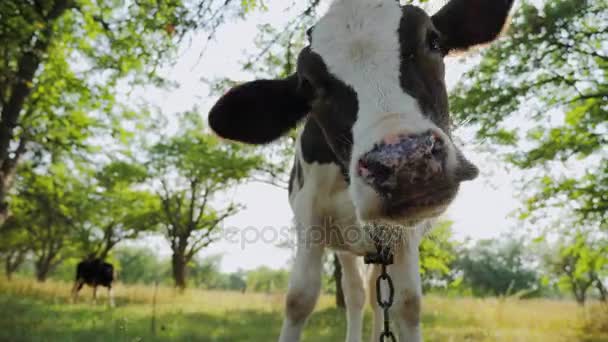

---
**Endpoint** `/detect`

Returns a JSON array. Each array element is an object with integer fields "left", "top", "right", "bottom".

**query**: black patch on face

[
  {"left": 301, "top": 119, "right": 350, "bottom": 181},
  {"left": 296, "top": 157, "right": 304, "bottom": 188},
  {"left": 301, "top": 119, "right": 338, "bottom": 165},
  {"left": 297, "top": 47, "right": 359, "bottom": 181},
  {"left": 288, "top": 161, "right": 296, "bottom": 195},
  {"left": 398, "top": 5, "right": 450, "bottom": 134},
  {"left": 288, "top": 156, "right": 305, "bottom": 195}
]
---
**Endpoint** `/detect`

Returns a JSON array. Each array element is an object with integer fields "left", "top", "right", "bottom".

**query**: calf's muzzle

[{"left": 358, "top": 131, "right": 448, "bottom": 193}]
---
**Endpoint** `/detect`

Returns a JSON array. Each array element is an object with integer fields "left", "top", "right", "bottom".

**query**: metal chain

[{"left": 365, "top": 241, "right": 395, "bottom": 342}]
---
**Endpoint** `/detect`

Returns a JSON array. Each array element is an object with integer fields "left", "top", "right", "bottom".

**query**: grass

[{"left": 0, "top": 277, "right": 607, "bottom": 341}]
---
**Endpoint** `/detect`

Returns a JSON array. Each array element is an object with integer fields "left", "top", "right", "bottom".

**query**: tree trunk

[
  {"left": 97, "top": 223, "right": 118, "bottom": 260},
  {"left": 172, "top": 252, "right": 188, "bottom": 291},
  {"left": 0, "top": 0, "right": 72, "bottom": 225},
  {"left": 574, "top": 291, "right": 586, "bottom": 306},
  {"left": 0, "top": 201, "right": 8, "bottom": 226},
  {"left": 596, "top": 279, "right": 607, "bottom": 302},
  {"left": 4, "top": 249, "right": 26, "bottom": 281},
  {"left": 334, "top": 253, "right": 345, "bottom": 308},
  {"left": 4, "top": 257, "right": 14, "bottom": 281},
  {"left": 97, "top": 242, "right": 114, "bottom": 261},
  {"left": 34, "top": 249, "right": 62, "bottom": 283},
  {"left": 572, "top": 280, "right": 591, "bottom": 306},
  {"left": 35, "top": 259, "right": 52, "bottom": 282}
]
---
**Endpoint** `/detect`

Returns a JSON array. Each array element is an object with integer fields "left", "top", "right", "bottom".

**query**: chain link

[
  {"left": 377, "top": 263, "right": 395, "bottom": 342},
  {"left": 365, "top": 241, "right": 395, "bottom": 342}
]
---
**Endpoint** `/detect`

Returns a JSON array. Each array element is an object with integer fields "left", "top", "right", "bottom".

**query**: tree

[
  {"left": 114, "top": 246, "right": 171, "bottom": 285},
  {"left": 454, "top": 237, "right": 539, "bottom": 297},
  {"left": 11, "top": 161, "right": 86, "bottom": 281},
  {"left": 450, "top": 0, "right": 607, "bottom": 300},
  {"left": 0, "top": 217, "right": 29, "bottom": 280},
  {"left": 189, "top": 255, "right": 236, "bottom": 290},
  {"left": 543, "top": 232, "right": 608, "bottom": 305},
  {"left": 73, "top": 161, "right": 160, "bottom": 260},
  {"left": 333, "top": 253, "right": 345, "bottom": 308},
  {"left": 246, "top": 266, "right": 290, "bottom": 293},
  {"left": 148, "top": 112, "right": 264, "bottom": 290},
  {"left": 419, "top": 221, "right": 458, "bottom": 290},
  {"left": 0, "top": 0, "right": 259, "bottom": 224}
]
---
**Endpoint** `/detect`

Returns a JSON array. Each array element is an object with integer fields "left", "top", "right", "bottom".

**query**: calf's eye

[{"left": 427, "top": 31, "right": 442, "bottom": 52}]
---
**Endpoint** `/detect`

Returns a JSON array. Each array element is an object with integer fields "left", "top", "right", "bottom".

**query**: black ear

[
  {"left": 208, "top": 74, "right": 310, "bottom": 144},
  {"left": 432, "top": 0, "right": 514, "bottom": 52}
]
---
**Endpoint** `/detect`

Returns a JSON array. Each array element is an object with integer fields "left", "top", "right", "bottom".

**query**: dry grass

[
  {"left": 0, "top": 276, "right": 333, "bottom": 312},
  {"left": 0, "top": 276, "right": 606, "bottom": 341}
]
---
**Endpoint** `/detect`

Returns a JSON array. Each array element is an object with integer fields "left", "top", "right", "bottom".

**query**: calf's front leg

[
  {"left": 368, "top": 265, "right": 383, "bottom": 342},
  {"left": 337, "top": 252, "right": 365, "bottom": 342},
  {"left": 278, "top": 240, "right": 324, "bottom": 342},
  {"left": 391, "top": 235, "right": 423, "bottom": 342}
]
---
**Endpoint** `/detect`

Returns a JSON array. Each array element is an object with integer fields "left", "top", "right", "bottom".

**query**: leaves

[
  {"left": 452, "top": 0, "right": 607, "bottom": 302},
  {"left": 147, "top": 111, "right": 267, "bottom": 287},
  {"left": 0, "top": 0, "right": 251, "bottom": 222},
  {"left": 454, "top": 237, "right": 540, "bottom": 297}
]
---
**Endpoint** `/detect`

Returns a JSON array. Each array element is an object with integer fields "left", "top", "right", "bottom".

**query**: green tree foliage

[
  {"left": 542, "top": 231, "right": 608, "bottom": 304},
  {"left": 3, "top": 154, "right": 159, "bottom": 280},
  {"left": 9, "top": 161, "right": 87, "bottom": 281},
  {"left": 0, "top": 0, "right": 254, "bottom": 224},
  {"left": 0, "top": 217, "right": 29, "bottom": 280},
  {"left": 246, "top": 266, "right": 289, "bottom": 293},
  {"left": 454, "top": 238, "right": 539, "bottom": 297},
  {"left": 72, "top": 161, "right": 160, "bottom": 260},
  {"left": 419, "top": 221, "right": 457, "bottom": 290},
  {"left": 450, "top": 0, "right": 607, "bottom": 302},
  {"left": 148, "top": 112, "right": 264, "bottom": 289},
  {"left": 114, "top": 247, "right": 171, "bottom": 285},
  {"left": 189, "top": 255, "right": 247, "bottom": 291},
  {"left": 0, "top": 0, "right": 270, "bottom": 282}
]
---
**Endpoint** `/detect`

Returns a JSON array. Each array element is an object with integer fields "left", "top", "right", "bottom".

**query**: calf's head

[{"left": 209, "top": 0, "right": 514, "bottom": 227}]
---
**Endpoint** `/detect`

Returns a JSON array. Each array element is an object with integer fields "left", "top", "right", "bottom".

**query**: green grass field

[{"left": 0, "top": 277, "right": 607, "bottom": 342}]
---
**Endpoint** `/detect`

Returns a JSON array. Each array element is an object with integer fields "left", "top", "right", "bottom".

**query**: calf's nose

[{"left": 357, "top": 131, "right": 446, "bottom": 193}]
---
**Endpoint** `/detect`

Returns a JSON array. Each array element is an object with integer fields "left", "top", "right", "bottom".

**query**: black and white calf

[
  {"left": 209, "top": 0, "right": 514, "bottom": 340},
  {"left": 71, "top": 257, "right": 115, "bottom": 306}
]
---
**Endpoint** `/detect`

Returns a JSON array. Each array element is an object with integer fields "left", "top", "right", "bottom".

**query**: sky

[{"left": 130, "top": 0, "right": 523, "bottom": 273}]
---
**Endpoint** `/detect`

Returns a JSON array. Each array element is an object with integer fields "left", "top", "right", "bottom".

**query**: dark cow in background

[{"left": 71, "top": 256, "right": 115, "bottom": 306}]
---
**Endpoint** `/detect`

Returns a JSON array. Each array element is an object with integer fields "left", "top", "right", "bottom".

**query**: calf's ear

[
  {"left": 432, "top": 0, "right": 515, "bottom": 52},
  {"left": 208, "top": 74, "right": 310, "bottom": 145}
]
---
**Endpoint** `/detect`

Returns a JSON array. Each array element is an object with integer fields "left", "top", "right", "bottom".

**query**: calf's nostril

[
  {"left": 358, "top": 160, "right": 371, "bottom": 178},
  {"left": 359, "top": 131, "right": 451, "bottom": 192},
  {"left": 368, "top": 160, "right": 392, "bottom": 183},
  {"left": 358, "top": 158, "right": 391, "bottom": 184}
]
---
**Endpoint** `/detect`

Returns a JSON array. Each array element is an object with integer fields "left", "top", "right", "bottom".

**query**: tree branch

[
  {"left": 186, "top": 207, "right": 236, "bottom": 259},
  {"left": 194, "top": 186, "right": 210, "bottom": 227}
]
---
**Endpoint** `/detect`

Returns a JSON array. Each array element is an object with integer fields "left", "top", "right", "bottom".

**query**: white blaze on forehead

[{"left": 311, "top": 0, "right": 436, "bottom": 154}]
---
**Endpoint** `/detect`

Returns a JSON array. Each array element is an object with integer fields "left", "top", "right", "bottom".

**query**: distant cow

[{"left": 71, "top": 257, "right": 115, "bottom": 306}]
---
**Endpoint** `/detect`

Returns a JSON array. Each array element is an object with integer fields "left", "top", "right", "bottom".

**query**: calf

[
  {"left": 209, "top": 0, "right": 514, "bottom": 340},
  {"left": 71, "top": 257, "right": 115, "bottom": 306}
]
